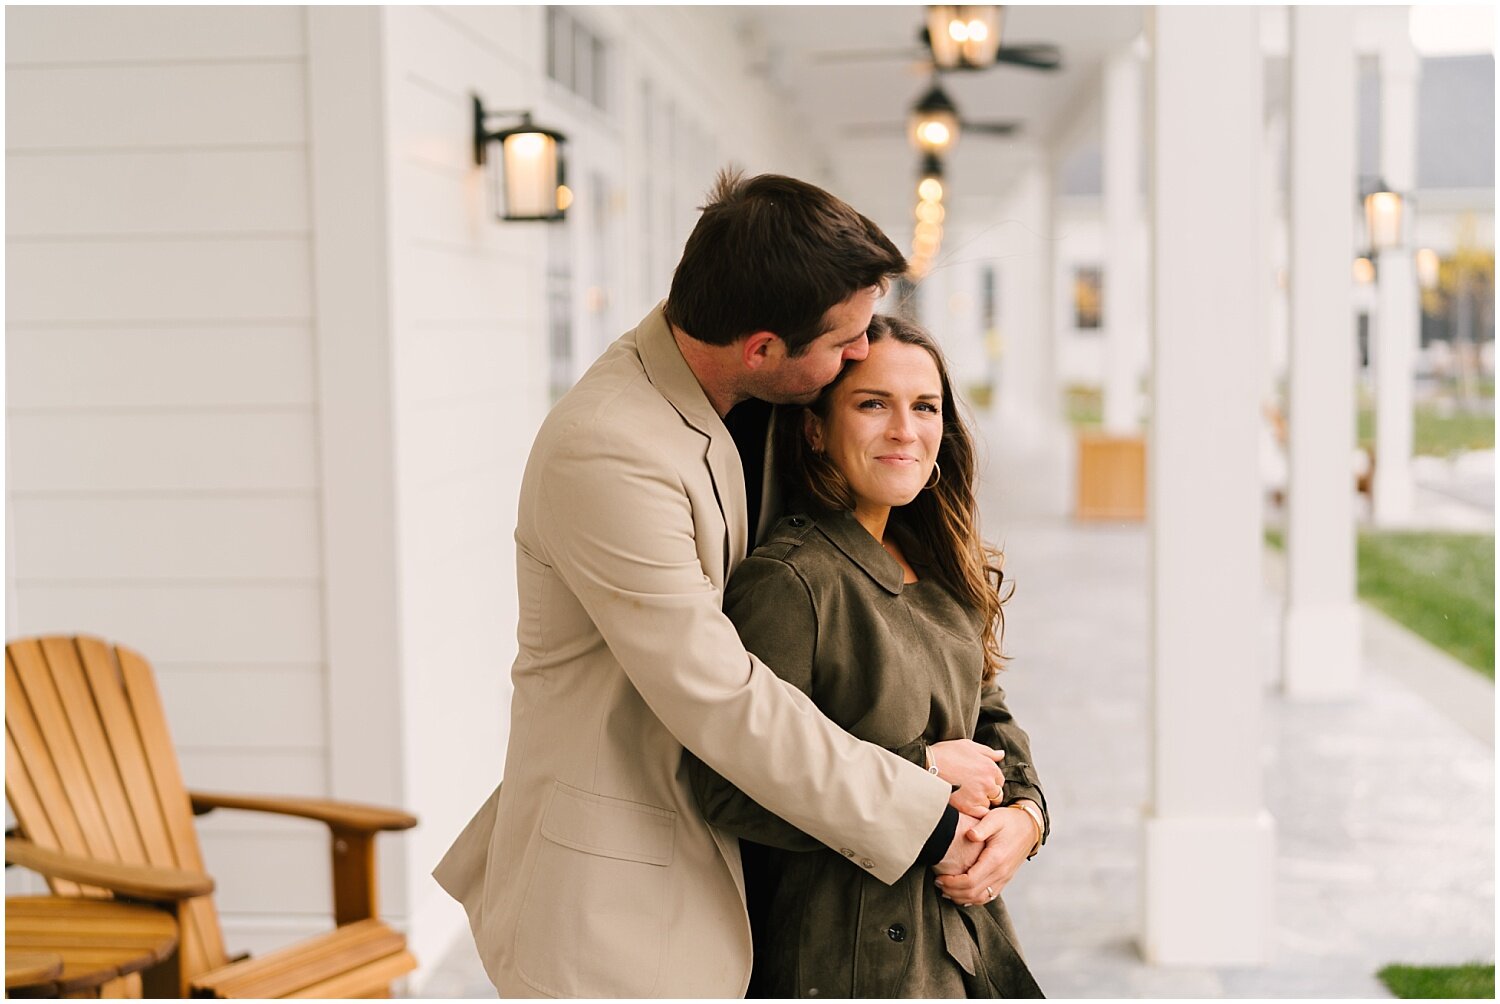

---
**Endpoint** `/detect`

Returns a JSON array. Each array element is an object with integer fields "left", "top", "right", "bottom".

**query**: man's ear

[
  {"left": 740, "top": 331, "right": 781, "bottom": 370},
  {"left": 803, "top": 409, "right": 825, "bottom": 452}
]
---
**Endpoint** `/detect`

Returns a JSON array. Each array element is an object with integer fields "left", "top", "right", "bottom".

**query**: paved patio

[{"left": 418, "top": 507, "right": 1494, "bottom": 998}]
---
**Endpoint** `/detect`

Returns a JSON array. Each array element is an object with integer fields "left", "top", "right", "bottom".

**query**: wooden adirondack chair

[{"left": 4, "top": 635, "right": 419, "bottom": 998}]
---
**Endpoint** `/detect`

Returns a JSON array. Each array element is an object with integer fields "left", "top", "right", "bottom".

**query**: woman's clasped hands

[
  {"left": 927, "top": 738, "right": 1006, "bottom": 816},
  {"left": 927, "top": 739, "right": 1035, "bottom": 907}
]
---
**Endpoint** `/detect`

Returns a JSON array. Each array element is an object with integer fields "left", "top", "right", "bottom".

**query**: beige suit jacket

[{"left": 433, "top": 305, "right": 951, "bottom": 998}]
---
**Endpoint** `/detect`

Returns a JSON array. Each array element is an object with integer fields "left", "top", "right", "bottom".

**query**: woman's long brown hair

[{"left": 774, "top": 314, "right": 1012, "bottom": 682}]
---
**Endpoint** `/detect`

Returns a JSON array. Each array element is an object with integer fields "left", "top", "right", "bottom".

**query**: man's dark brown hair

[{"left": 664, "top": 169, "right": 907, "bottom": 355}]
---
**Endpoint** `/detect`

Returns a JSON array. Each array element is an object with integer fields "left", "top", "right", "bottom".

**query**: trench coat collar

[
  {"left": 811, "top": 507, "right": 907, "bottom": 596},
  {"left": 636, "top": 303, "right": 749, "bottom": 567}
]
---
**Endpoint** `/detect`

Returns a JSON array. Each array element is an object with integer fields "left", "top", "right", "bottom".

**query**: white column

[
  {"left": 1102, "top": 43, "right": 1148, "bottom": 434},
  {"left": 991, "top": 153, "right": 1071, "bottom": 518},
  {"left": 1372, "top": 12, "right": 1420, "bottom": 525},
  {"left": 1284, "top": 7, "right": 1360, "bottom": 699},
  {"left": 1143, "top": 7, "right": 1274, "bottom": 966}
]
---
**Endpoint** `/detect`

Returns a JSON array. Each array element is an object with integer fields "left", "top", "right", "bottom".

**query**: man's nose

[{"left": 843, "top": 334, "right": 869, "bottom": 362}]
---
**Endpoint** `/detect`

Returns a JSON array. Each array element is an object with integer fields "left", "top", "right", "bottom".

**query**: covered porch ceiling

[{"left": 729, "top": 5, "right": 1146, "bottom": 224}]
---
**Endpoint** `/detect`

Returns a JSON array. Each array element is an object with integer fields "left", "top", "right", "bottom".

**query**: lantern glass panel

[
  {"left": 502, "top": 131, "right": 560, "bottom": 219},
  {"left": 1364, "top": 190, "right": 1404, "bottom": 251},
  {"left": 927, "top": 6, "right": 963, "bottom": 68}
]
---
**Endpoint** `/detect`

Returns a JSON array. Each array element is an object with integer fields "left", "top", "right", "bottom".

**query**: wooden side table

[{"left": 5, "top": 896, "right": 178, "bottom": 998}]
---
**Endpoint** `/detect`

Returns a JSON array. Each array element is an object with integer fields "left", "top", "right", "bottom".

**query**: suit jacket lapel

[{"left": 636, "top": 305, "right": 749, "bottom": 578}]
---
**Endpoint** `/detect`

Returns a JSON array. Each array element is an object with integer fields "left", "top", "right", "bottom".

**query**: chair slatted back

[{"left": 5, "top": 636, "right": 230, "bottom": 979}]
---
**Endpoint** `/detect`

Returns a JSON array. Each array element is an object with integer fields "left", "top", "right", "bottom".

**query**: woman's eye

[
  {"left": 858, "top": 399, "right": 885, "bottom": 410},
  {"left": 916, "top": 402, "right": 940, "bottom": 414}
]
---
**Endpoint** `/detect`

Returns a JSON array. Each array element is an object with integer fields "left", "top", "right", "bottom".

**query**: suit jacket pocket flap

[{"left": 541, "top": 781, "right": 676, "bottom": 866}]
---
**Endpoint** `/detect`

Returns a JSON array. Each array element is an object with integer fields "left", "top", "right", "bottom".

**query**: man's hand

[
  {"left": 934, "top": 806, "right": 1035, "bottom": 906},
  {"left": 929, "top": 739, "right": 1006, "bottom": 817},
  {"left": 931, "top": 811, "right": 983, "bottom": 877}
]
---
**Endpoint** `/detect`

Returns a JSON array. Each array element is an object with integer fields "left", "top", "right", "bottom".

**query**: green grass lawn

[
  {"left": 1357, "top": 405, "right": 1495, "bottom": 456},
  {"left": 1265, "top": 529, "right": 1494, "bottom": 678},
  {"left": 1378, "top": 963, "right": 1495, "bottom": 998}
]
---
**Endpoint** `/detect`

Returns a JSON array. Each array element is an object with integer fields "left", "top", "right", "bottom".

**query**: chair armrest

[
  {"left": 4, "top": 838, "right": 213, "bottom": 901},
  {"left": 187, "top": 791, "right": 417, "bottom": 834}
]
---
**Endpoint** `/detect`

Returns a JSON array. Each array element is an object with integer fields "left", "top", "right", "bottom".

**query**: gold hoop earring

[{"left": 925, "top": 461, "right": 942, "bottom": 490}]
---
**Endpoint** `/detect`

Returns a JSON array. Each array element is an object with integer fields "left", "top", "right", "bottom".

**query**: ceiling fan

[
  {"left": 841, "top": 80, "right": 1021, "bottom": 146},
  {"left": 810, "top": 6, "right": 1062, "bottom": 74}
]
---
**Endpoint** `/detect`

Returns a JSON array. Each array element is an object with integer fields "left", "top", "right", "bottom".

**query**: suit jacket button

[
  {"left": 860, "top": 858, "right": 875, "bottom": 869},
  {"left": 788, "top": 517, "right": 806, "bottom": 527},
  {"left": 840, "top": 848, "right": 854, "bottom": 857},
  {"left": 887, "top": 923, "right": 907, "bottom": 942}
]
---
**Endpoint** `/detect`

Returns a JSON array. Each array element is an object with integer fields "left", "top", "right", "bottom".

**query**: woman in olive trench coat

[{"left": 687, "top": 316, "right": 1049, "bottom": 998}]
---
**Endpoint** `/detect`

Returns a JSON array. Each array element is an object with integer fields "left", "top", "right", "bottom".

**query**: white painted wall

[
  {"left": 7, "top": 3, "right": 829, "bottom": 986},
  {"left": 1052, "top": 197, "right": 1108, "bottom": 387},
  {"left": 5, "top": 5, "right": 335, "bottom": 950}
]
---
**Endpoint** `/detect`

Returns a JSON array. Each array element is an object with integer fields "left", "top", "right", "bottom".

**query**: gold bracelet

[{"left": 1010, "top": 800, "right": 1045, "bottom": 857}]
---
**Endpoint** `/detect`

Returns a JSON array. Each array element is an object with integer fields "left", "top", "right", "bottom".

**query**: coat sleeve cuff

[{"left": 914, "top": 804, "right": 960, "bottom": 866}]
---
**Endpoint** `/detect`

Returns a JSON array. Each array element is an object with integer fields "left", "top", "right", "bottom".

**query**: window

[
  {"left": 546, "top": 8, "right": 610, "bottom": 111},
  {"left": 1073, "top": 265, "right": 1103, "bottom": 330}
]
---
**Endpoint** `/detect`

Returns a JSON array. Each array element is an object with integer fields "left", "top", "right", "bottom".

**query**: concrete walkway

[
  {"left": 417, "top": 514, "right": 1494, "bottom": 998},
  {"left": 995, "top": 518, "right": 1493, "bottom": 998}
]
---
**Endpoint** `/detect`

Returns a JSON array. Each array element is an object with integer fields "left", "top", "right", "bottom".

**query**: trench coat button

[
  {"left": 807, "top": 988, "right": 820, "bottom": 997},
  {"left": 886, "top": 923, "right": 907, "bottom": 942},
  {"left": 860, "top": 858, "right": 875, "bottom": 869},
  {"left": 839, "top": 848, "right": 854, "bottom": 857},
  {"left": 788, "top": 516, "right": 806, "bottom": 527}
]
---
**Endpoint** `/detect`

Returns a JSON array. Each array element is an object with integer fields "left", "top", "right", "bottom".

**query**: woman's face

[{"left": 806, "top": 338, "right": 944, "bottom": 514}]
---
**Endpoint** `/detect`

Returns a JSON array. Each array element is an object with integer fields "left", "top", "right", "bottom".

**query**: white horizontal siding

[
  {"left": 7, "top": 326, "right": 316, "bottom": 410},
  {"left": 382, "top": 3, "right": 546, "bottom": 974},
  {"left": 7, "top": 238, "right": 312, "bottom": 324},
  {"left": 426, "top": 5, "right": 539, "bottom": 73},
  {"left": 398, "top": 243, "right": 537, "bottom": 327},
  {"left": 5, "top": 6, "right": 305, "bottom": 64},
  {"left": 178, "top": 748, "right": 326, "bottom": 797},
  {"left": 156, "top": 665, "right": 326, "bottom": 750},
  {"left": 8, "top": 412, "right": 318, "bottom": 493},
  {"left": 5, "top": 7, "right": 328, "bottom": 960},
  {"left": 6, "top": 150, "right": 310, "bottom": 236},
  {"left": 13, "top": 584, "right": 324, "bottom": 663},
  {"left": 199, "top": 831, "right": 332, "bottom": 916},
  {"left": 398, "top": 323, "right": 527, "bottom": 408},
  {"left": 10, "top": 497, "right": 321, "bottom": 581},
  {"left": 5, "top": 63, "right": 307, "bottom": 151}
]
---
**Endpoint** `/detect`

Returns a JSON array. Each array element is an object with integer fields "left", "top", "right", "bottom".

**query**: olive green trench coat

[{"left": 688, "top": 508, "right": 1049, "bottom": 998}]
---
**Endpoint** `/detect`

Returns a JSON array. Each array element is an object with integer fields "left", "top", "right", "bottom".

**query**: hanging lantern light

[
  {"left": 473, "top": 95, "right": 570, "bottom": 222},
  {"left": 910, "top": 83, "right": 961, "bottom": 154},
  {"left": 1415, "top": 248, "right": 1441, "bottom": 290},
  {"left": 1361, "top": 178, "right": 1406, "bottom": 254},
  {"left": 926, "top": 6, "right": 1004, "bottom": 70},
  {"left": 917, "top": 154, "right": 945, "bottom": 202}
]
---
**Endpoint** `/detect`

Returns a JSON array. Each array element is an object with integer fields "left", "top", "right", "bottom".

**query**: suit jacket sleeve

[
  {"left": 973, "top": 682, "right": 1050, "bottom": 844},
  {"left": 536, "top": 416, "right": 951, "bottom": 884},
  {"left": 687, "top": 556, "right": 824, "bottom": 853}
]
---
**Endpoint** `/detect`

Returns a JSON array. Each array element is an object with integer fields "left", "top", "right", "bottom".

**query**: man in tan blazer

[{"left": 435, "top": 172, "right": 1011, "bottom": 997}]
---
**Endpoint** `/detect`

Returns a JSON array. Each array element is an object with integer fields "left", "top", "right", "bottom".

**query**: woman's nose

[{"left": 887, "top": 413, "right": 917, "bottom": 441}]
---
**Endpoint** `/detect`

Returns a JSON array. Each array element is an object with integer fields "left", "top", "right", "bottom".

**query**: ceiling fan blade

[
  {"left": 993, "top": 44, "right": 1062, "bottom": 71},
  {"left": 840, "top": 122, "right": 906, "bottom": 135},
  {"left": 962, "top": 121, "right": 1021, "bottom": 136},
  {"left": 806, "top": 46, "right": 929, "bottom": 65}
]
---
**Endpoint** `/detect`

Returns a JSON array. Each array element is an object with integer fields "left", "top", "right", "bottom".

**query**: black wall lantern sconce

[{"left": 473, "top": 94, "right": 570, "bottom": 222}]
